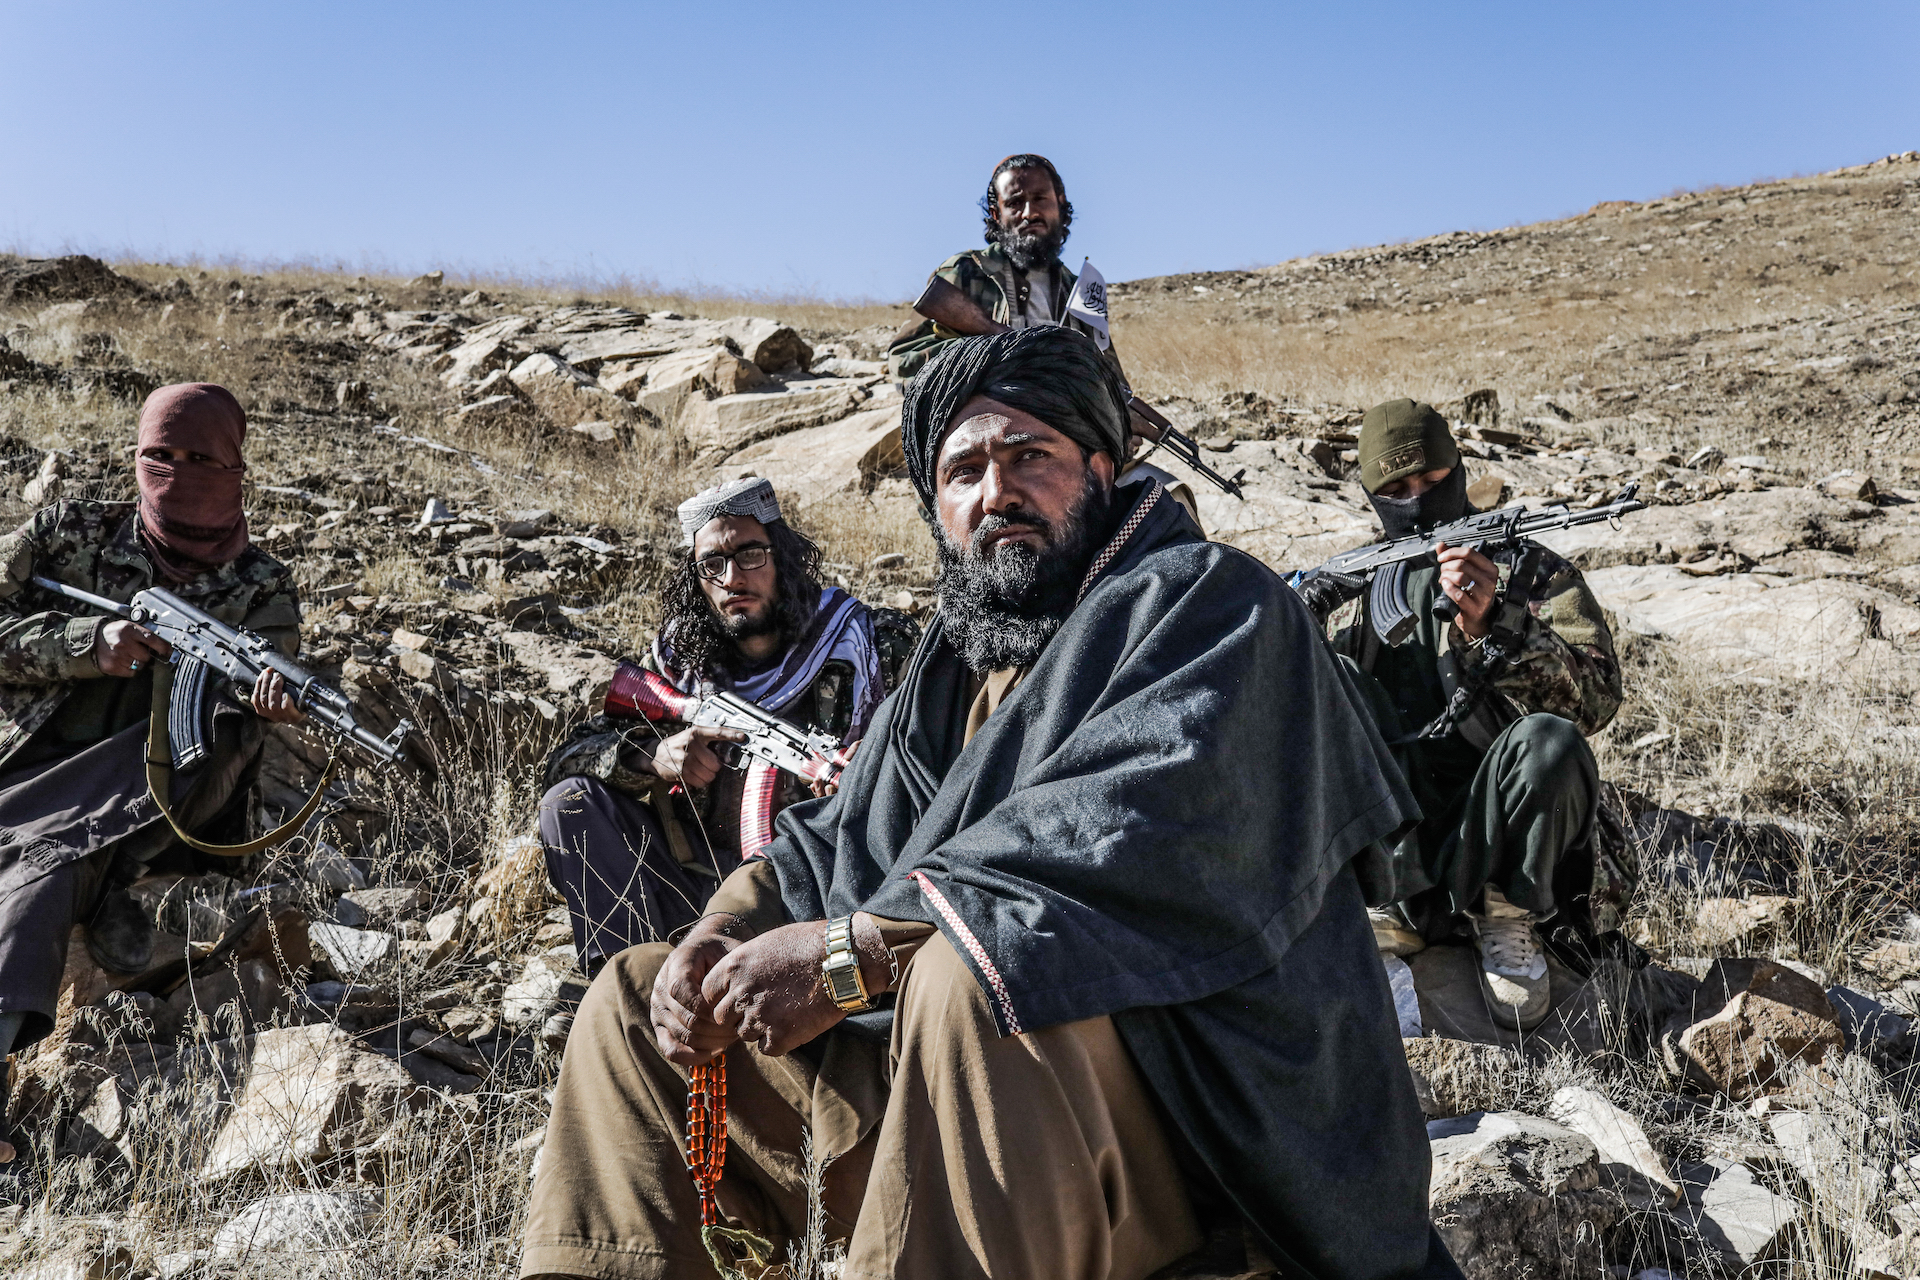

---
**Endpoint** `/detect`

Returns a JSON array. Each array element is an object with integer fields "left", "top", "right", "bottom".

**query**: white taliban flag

[{"left": 1062, "top": 257, "right": 1111, "bottom": 350}]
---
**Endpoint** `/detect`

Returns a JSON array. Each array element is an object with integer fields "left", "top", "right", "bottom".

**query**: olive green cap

[{"left": 1357, "top": 398, "right": 1460, "bottom": 494}]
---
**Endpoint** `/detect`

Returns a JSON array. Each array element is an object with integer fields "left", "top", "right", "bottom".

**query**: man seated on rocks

[
  {"left": 887, "top": 151, "right": 1201, "bottom": 525},
  {"left": 1298, "top": 399, "right": 1628, "bottom": 1033},
  {"left": 520, "top": 328, "right": 1460, "bottom": 1280},
  {"left": 536, "top": 478, "right": 917, "bottom": 977},
  {"left": 0, "top": 384, "right": 304, "bottom": 1104}
]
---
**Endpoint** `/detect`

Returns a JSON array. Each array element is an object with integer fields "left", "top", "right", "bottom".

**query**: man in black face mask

[{"left": 1316, "top": 399, "right": 1627, "bottom": 1032}]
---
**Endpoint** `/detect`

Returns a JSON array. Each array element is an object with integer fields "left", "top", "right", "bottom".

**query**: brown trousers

[{"left": 521, "top": 934, "right": 1201, "bottom": 1280}]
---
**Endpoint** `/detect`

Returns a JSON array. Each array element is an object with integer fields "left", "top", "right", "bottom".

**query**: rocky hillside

[{"left": 0, "top": 152, "right": 1918, "bottom": 1279}]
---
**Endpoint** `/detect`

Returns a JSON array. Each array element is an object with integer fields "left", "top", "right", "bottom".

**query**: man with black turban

[
  {"left": 521, "top": 328, "right": 1462, "bottom": 1280},
  {"left": 1300, "top": 399, "right": 1628, "bottom": 1032}
]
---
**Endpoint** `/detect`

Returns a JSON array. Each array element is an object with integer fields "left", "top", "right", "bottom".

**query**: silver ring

[
  {"left": 1462, "top": 580, "right": 1476, "bottom": 594},
  {"left": 129, "top": 660, "right": 140, "bottom": 671}
]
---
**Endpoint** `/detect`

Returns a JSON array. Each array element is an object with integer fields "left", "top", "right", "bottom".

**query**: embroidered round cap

[
  {"left": 1357, "top": 399, "right": 1461, "bottom": 494},
  {"left": 677, "top": 476, "right": 783, "bottom": 545}
]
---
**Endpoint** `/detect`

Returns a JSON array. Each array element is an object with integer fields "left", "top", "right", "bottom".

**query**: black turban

[{"left": 900, "top": 327, "right": 1130, "bottom": 506}]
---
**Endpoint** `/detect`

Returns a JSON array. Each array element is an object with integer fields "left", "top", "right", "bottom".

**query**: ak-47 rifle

[
  {"left": 1289, "top": 484, "right": 1648, "bottom": 647},
  {"left": 603, "top": 662, "right": 856, "bottom": 856},
  {"left": 30, "top": 575, "right": 414, "bottom": 855},
  {"left": 912, "top": 275, "right": 1245, "bottom": 498}
]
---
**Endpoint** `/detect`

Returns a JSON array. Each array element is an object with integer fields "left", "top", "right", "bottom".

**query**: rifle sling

[{"left": 145, "top": 660, "right": 336, "bottom": 858}]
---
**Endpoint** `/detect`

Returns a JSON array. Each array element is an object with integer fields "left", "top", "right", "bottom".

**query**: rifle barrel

[{"left": 30, "top": 576, "right": 133, "bottom": 618}]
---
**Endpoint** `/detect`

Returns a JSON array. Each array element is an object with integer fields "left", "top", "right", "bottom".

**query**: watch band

[{"left": 821, "top": 915, "right": 872, "bottom": 1012}]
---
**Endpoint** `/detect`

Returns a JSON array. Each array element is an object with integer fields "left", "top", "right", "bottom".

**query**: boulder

[
  {"left": 710, "top": 316, "right": 811, "bottom": 373},
  {"left": 681, "top": 382, "right": 866, "bottom": 455},
  {"left": 497, "top": 631, "right": 618, "bottom": 707},
  {"left": 200, "top": 1024, "right": 422, "bottom": 1180},
  {"left": 1402, "top": 1037, "right": 1521, "bottom": 1119},
  {"left": 437, "top": 335, "right": 514, "bottom": 387},
  {"left": 1671, "top": 1159, "right": 1798, "bottom": 1268},
  {"left": 1546, "top": 1085, "right": 1678, "bottom": 1201},
  {"left": 508, "top": 352, "right": 595, "bottom": 393},
  {"left": 629, "top": 343, "right": 768, "bottom": 426},
  {"left": 715, "top": 404, "right": 905, "bottom": 500},
  {"left": 309, "top": 922, "right": 398, "bottom": 979},
  {"left": 501, "top": 950, "right": 588, "bottom": 1029},
  {"left": 557, "top": 326, "right": 688, "bottom": 370},
  {"left": 211, "top": 1191, "right": 378, "bottom": 1259},
  {"left": 1427, "top": 1110, "right": 1618, "bottom": 1280},
  {"left": 1663, "top": 958, "right": 1843, "bottom": 1099},
  {"left": 335, "top": 885, "right": 430, "bottom": 928}
]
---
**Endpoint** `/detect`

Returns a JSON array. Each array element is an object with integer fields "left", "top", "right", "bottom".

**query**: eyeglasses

[{"left": 694, "top": 543, "right": 773, "bottom": 581}]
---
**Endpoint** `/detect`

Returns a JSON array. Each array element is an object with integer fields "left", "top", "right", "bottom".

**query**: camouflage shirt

[
  {"left": 1324, "top": 539, "right": 1622, "bottom": 739},
  {"left": 545, "top": 607, "right": 922, "bottom": 861},
  {"left": 887, "top": 245, "right": 1131, "bottom": 386},
  {"left": 0, "top": 501, "right": 301, "bottom": 772}
]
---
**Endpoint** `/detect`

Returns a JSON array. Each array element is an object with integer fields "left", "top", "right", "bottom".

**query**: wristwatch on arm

[{"left": 821, "top": 915, "right": 873, "bottom": 1012}]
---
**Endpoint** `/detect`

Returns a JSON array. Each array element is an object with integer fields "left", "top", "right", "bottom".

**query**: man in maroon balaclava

[{"left": 0, "top": 384, "right": 305, "bottom": 1147}]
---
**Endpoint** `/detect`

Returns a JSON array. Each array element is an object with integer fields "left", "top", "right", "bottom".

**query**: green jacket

[
  {"left": 0, "top": 501, "right": 302, "bottom": 773},
  {"left": 887, "top": 245, "right": 1131, "bottom": 386}
]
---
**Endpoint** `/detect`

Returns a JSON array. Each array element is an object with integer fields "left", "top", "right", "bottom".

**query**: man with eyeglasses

[{"left": 536, "top": 478, "right": 919, "bottom": 976}]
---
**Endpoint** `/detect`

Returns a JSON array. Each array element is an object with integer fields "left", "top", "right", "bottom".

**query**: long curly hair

[
  {"left": 980, "top": 154, "right": 1074, "bottom": 249},
  {"left": 658, "top": 518, "right": 825, "bottom": 677}
]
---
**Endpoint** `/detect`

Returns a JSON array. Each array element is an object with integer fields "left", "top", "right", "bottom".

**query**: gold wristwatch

[{"left": 821, "top": 915, "right": 872, "bottom": 1012}]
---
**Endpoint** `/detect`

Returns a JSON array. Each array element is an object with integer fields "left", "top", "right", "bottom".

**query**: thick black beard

[
  {"left": 1000, "top": 221, "right": 1068, "bottom": 272},
  {"left": 935, "top": 475, "right": 1109, "bottom": 676}
]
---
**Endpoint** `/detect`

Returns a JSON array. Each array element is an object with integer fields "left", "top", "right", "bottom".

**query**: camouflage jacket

[
  {"left": 545, "top": 607, "right": 922, "bottom": 861},
  {"left": 887, "top": 245, "right": 1131, "bottom": 385},
  {"left": 1328, "top": 539, "right": 1631, "bottom": 933},
  {"left": 0, "top": 501, "right": 302, "bottom": 772}
]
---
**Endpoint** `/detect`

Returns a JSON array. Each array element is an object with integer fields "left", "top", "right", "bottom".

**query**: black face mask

[{"left": 1366, "top": 465, "right": 1470, "bottom": 540}]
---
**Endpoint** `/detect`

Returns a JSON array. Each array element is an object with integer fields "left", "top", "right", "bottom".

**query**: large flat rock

[
  {"left": 682, "top": 381, "right": 867, "bottom": 455},
  {"left": 1583, "top": 562, "right": 1920, "bottom": 680},
  {"left": 715, "top": 403, "right": 904, "bottom": 500}
]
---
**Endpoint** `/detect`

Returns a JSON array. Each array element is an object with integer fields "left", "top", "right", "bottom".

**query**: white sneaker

[
  {"left": 1469, "top": 888, "right": 1550, "bottom": 1031},
  {"left": 1368, "top": 906, "right": 1426, "bottom": 957}
]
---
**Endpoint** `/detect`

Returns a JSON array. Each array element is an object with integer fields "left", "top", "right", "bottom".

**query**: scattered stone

[
  {"left": 389, "top": 628, "right": 432, "bottom": 652},
  {"left": 336, "top": 884, "right": 429, "bottom": 927},
  {"left": 1546, "top": 1085, "right": 1679, "bottom": 1201},
  {"left": 1672, "top": 1159, "right": 1798, "bottom": 1268},
  {"left": 417, "top": 496, "right": 456, "bottom": 528},
  {"left": 212, "top": 1190, "right": 378, "bottom": 1259},
  {"left": 1664, "top": 958, "right": 1843, "bottom": 1099},
  {"left": 571, "top": 420, "right": 618, "bottom": 443},
  {"left": 22, "top": 450, "right": 64, "bottom": 506},
  {"left": 712, "top": 316, "right": 811, "bottom": 372},
  {"left": 1427, "top": 1110, "right": 1618, "bottom": 1279},
  {"left": 201, "top": 1024, "right": 421, "bottom": 1180},
  {"left": 508, "top": 352, "right": 594, "bottom": 393},
  {"left": 1694, "top": 894, "right": 1799, "bottom": 948},
  {"left": 715, "top": 403, "right": 905, "bottom": 500},
  {"left": 501, "top": 951, "right": 588, "bottom": 1029},
  {"left": 407, "top": 1027, "right": 491, "bottom": 1077},
  {"left": 309, "top": 921, "right": 398, "bottom": 978},
  {"left": 1858, "top": 941, "right": 1920, "bottom": 984},
  {"left": 541, "top": 1012, "right": 574, "bottom": 1051},
  {"left": 630, "top": 342, "right": 768, "bottom": 425}
]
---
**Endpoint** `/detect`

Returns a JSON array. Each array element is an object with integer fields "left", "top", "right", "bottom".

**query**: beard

[
  {"left": 999, "top": 219, "right": 1069, "bottom": 271},
  {"left": 935, "top": 473, "right": 1110, "bottom": 676},
  {"left": 714, "top": 597, "right": 779, "bottom": 650}
]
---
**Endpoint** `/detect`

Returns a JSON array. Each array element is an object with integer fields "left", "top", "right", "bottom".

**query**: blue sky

[{"left": 3, "top": 1, "right": 1914, "bottom": 299}]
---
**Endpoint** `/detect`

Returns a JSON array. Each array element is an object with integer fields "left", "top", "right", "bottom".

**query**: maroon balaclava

[{"left": 135, "top": 383, "right": 249, "bottom": 580}]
